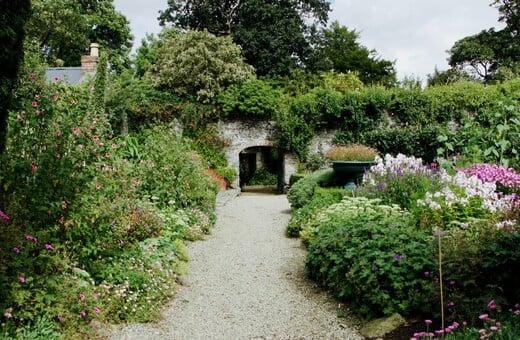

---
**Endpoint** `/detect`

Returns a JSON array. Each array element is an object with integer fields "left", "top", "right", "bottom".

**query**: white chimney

[{"left": 90, "top": 43, "right": 99, "bottom": 57}]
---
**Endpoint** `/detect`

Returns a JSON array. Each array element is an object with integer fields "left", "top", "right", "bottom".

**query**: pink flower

[
  {"left": 447, "top": 301, "right": 455, "bottom": 307},
  {"left": 12, "top": 247, "right": 20, "bottom": 253},
  {"left": 57, "top": 314, "right": 62, "bottom": 321},
  {"left": 424, "top": 271, "right": 430, "bottom": 276},
  {"left": 53, "top": 76, "right": 59, "bottom": 82},
  {"left": 80, "top": 310, "right": 86, "bottom": 317},
  {"left": 31, "top": 101, "right": 37, "bottom": 107},
  {"left": 79, "top": 293, "right": 85, "bottom": 301},
  {"left": 93, "top": 307, "right": 100, "bottom": 313},
  {"left": 35, "top": 109, "right": 40, "bottom": 116},
  {"left": 490, "top": 326, "right": 498, "bottom": 331},
  {"left": 56, "top": 130, "right": 61, "bottom": 137},
  {"left": 104, "top": 152, "right": 110, "bottom": 158},
  {"left": 19, "top": 276, "right": 25, "bottom": 283},
  {"left": 424, "top": 319, "right": 433, "bottom": 325},
  {"left": 449, "top": 280, "right": 456, "bottom": 285},
  {"left": 29, "top": 73, "right": 34, "bottom": 79},
  {"left": 44, "top": 244, "right": 54, "bottom": 250},
  {"left": 479, "top": 314, "right": 489, "bottom": 320},
  {"left": 92, "top": 135, "right": 99, "bottom": 141},
  {"left": 488, "top": 299, "right": 496, "bottom": 310}
]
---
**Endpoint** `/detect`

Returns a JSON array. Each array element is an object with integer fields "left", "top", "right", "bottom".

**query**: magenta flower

[
  {"left": 93, "top": 307, "right": 100, "bottom": 313},
  {"left": 12, "top": 247, "right": 20, "bottom": 253},
  {"left": 479, "top": 314, "right": 489, "bottom": 320},
  {"left": 44, "top": 244, "right": 54, "bottom": 251},
  {"left": 18, "top": 276, "right": 25, "bottom": 283},
  {"left": 79, "top": 293, "right": 85, "bottom": 301},
  {"left": 425, "top": 319, "right": 433, "bottom": 325},
  {"left": 80, "top": 310, "right": 86, "bottom": 317},
  {"left": 449, "top": 280, "right": 456, "bottom": 285}
]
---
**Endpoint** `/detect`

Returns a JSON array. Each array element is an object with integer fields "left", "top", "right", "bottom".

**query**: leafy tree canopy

[
  {"left": 25, "top": 0, "right": 133, "bottom": 71},
  {"left": 446, "top": 1, "right": 520, "bottom": 82},
  {"left": 146, "top": 29, "right": 255, "bottom": 103},
  {"left": 309, "top": 21, "right": 397, "bottom": 86},
  {"left": 158, "top": 0, "right": 330, "bottom": 77},
  {"left": 492, "top": 0, "right": 520, "bottom": 35}
]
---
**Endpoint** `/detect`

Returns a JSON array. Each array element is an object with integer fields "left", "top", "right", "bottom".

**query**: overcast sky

[{"left": 113, "top": 0, "right": 504, "bottom": 82}]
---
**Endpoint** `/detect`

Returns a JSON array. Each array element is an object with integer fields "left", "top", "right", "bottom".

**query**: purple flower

[
  {"left": 18, "top": 276, "right": 25, "bottom": 283},
  {"left": 44, "top": 243, "right": 54, "bottom": 251},
  {"left": 449, "top": 280, "right": 456, "bottom": 285},
  {"left": 12, "top": 247, "right": 20, "bottom": 253},
  {"left": 394, "top": 253, "right": 402, "bottom": 261},
  {"left": 424, "top": 271, "right": 430, "bottom": 276},
  {"left": 447, "top": 301, "right": 455, "bottom": 307},
  {"left": 80, "top": 310, "right": 86, "bottom": 317},
  {"left": 0, "top": 210, "right": 9, "bottom": 224}
]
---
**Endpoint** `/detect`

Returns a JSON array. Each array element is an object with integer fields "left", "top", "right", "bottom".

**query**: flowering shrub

[
  {"left": 0, "top": 65, "right": 219, "bottom": 336},
  {"left": 305, "top": 197, "right": 432, "bottom": 318},
  {"left": 358, "top": 154, "right": 444, "bottom": 210}
]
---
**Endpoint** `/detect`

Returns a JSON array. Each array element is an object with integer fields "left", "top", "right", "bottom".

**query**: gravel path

[{"left": 108, "top": 191, "right": 362, "bottom": 340}]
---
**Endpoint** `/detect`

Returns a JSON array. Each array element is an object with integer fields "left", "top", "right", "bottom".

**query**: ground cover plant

[
  {"left": 0, "top": 58, "right": 219, "bottom": 338},
  {"left": 298, "top": 153, "right": 520, "bottom": 337}
]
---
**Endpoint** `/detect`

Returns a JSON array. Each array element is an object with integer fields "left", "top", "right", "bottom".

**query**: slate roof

[{"left": 45, "top": 67, "right": 90, "bottom": 85}]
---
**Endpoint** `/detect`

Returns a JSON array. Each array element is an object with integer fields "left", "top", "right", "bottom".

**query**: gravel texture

[{"left": 107, "top": 191, "right": 362, "bottom": 340}]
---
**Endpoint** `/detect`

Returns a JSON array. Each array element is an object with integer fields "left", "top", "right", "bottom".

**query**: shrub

[
  {"left": 286, "top": 187, "right": 345, "bottom": 237},
  {"left": 360, "top": 125, "right": 442, "bottom": 163},
  {"left": 305, "top": 197, "right": 432, "bottom": 318},
  {"left": 217, "top": 79, "right": 280, "bottom": 119},
  {"left": 287, "top": 168, "right": 335, "bottom": 209}
]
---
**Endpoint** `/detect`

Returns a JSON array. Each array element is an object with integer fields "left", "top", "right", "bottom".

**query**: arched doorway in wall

[{"left": 239, "top": 146, "right": 284, "bottom": 193}]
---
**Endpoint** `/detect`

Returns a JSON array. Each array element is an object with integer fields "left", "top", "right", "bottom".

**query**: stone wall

[{"left": 215, "top": 119, "right": 335, "bottom": 189}]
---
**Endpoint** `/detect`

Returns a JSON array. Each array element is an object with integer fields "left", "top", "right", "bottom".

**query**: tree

[
  {"left": 147, "top": 30, "right": 255, "bottom": 103},
  {"left": 492, "top": 0, "right": 520, "bottom": 35},
  {"left": 25, "top": 0, "right": 133, "bottom": 71},
  {"left": 426, "top": 67, "right": 475, "bottom": 87},
  {"left": 309, "top": 21, "right": 396, "bottom": 86},
  {"left": 448, "top": 28, "right": 519, "bottom": 81},
  {"left": 159, "top": 0, "right": 330, "bottom": 77},
  {"left": 446, "top": 1, "right": 520, "bottom": 82},
  {"left": 0, "top": 0, "right": 31, "bottom": 154}
]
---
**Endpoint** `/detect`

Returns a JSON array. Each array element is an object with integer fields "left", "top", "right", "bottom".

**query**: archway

[{"left": 239, "top": 146, "right": 285, "bottom": 194}]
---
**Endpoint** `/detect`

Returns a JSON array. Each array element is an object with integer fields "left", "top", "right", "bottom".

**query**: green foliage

[
  {"left": 0, "top": 64, "right": 219, "bottom": 336},
  {"left": 436, "top": 99, "right": 520, "bottom": 169},
  {"left": 105, "top": 70, "right": 181, "bottom": 134},
  {"left": 147, "top": 29, "right": 255, "bottom": 103},
  {"left": 217, "top": 79, "right": 280, "bottom": 119},
  {"left": 0, "top": 0, "right": 30, "bottom": 153},
  {"left": 286, "top": 168, "right": 335, "bottom": 209},
  {"left": 310, "top": 21, "right": 396, "bottom": 86},
  {"left": 360, "top": 125, "right": 442, "bottom": 163},
  {"left": 305, "top": 197, "right": 432, "bottom": 318},
  {"left": 286, "top": 187, "right": 345, "bottom": 237},
  {"left": 25, "top": 0, "right": 133, "bottom": 71},
  {"left": 159, "top": 0, "right": 331, "bottom": 77}
]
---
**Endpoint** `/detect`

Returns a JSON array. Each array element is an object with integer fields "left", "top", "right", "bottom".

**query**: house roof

[{"left": 45, "top": 67, "right": 89, "bottom": 85}]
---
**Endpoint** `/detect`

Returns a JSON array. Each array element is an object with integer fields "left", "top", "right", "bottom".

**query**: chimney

[{"left": 81, "top": 43, "right": 99, "bottom": 73}]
